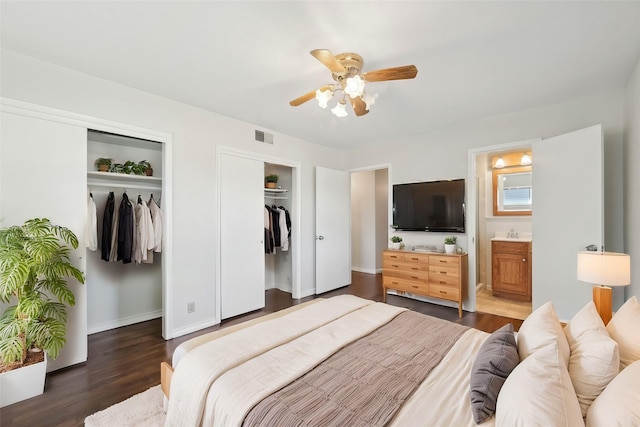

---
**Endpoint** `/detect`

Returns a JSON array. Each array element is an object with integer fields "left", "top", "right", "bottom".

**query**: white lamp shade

[
  {"left": 577, "top": 251, "right": 630, "bottom": 286},
  {"left": 344, "top": 75, "right": 365, "bottom": 98}
]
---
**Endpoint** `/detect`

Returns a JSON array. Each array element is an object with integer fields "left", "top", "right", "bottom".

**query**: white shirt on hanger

[{"left": 85, "top": 194, "right": 98, "bottom": 251}]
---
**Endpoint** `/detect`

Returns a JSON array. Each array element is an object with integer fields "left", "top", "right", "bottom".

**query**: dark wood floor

[{"left": 0, "top": 272, "right": 522, "bottom": 427}]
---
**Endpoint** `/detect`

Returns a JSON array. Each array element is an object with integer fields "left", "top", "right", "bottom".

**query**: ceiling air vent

[{"left": 255, "top": 130, "right": 274, "bottom": 144}]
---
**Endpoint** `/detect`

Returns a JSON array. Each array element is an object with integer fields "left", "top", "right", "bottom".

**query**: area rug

[{"left": 84, "top": 385, "right": 165, "bottom": 427}]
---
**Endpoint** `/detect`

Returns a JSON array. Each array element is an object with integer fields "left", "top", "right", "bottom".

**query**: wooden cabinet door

[{"left": 492, "top": 251, "right": 530, "bottom": 300}]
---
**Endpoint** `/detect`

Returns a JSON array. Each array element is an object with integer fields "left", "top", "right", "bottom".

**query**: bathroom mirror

[{"left": 492, "top": 165, "right": 532, "bottom": 216}]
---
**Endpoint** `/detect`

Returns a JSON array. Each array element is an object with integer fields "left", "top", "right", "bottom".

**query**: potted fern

[
  {"left": 0, "top": 218, "right": 84, "bottom": 407},
  {"left": 265, "top": 174, "right": 279, "bottom": 189}
]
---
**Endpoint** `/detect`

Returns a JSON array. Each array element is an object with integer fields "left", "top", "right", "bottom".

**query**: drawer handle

[
  {"left": 392, "top": 264, "right": 399, "bottom": 267},
  {"left": 522, "top": 259, "right": 526, "bottom": 262},
  {"left": 439, "top": 290, "right": 448, "bottom": 294},
  {"left": 439, "top": 260, "right": 447, "bottom": 263},
  {"left": 411, "top": 276, "right": 419, "bottom": 280},
  {"left": 411, "top": 257, "right": 419, "bottom": 261},
  {"left": 392, "top": 281, "right": 399, "bottom": 285},
  {"left": 440, "top": 271, "right": 447, "bottom": 275},
  {"left": 412, "top": 285, "right": 419, "bottom": 289},
  {"left": 411, "top": 267, "right": 419, "bottom": 271},
  {"left": 439, "top": 281, "right": 446, "bottom": 284},
  {"left": 391, "top": 255, "right": 399, "bottom": 259}
]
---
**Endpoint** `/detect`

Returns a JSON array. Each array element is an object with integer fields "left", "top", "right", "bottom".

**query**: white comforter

[{"left": 165, "top": 295, "right": 493, "bottom": 427}]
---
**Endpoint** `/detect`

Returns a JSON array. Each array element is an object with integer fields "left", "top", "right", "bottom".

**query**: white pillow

[
  {"left": 517, "top": 301, "right": 570, "bottom": 366},
  {"left": 586, "top": 360, "right": 640, "bottom": 427},
  {"left": 564, "top": 301, "right": 619, "bottom": 417},
  {"left": 606, "top": 296, "right": 640, "bottom": 370},
  {"left": 496, "top": 340, "right": 583, "bottom": 427}
]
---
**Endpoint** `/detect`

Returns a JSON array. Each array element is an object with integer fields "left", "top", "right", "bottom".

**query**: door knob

[{"left": 317, "top": 235, "right": 324, "bottom": 240}]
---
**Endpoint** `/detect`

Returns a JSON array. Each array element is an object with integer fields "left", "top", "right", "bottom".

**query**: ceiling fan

[{"left": 290, "top": 49, "right": 418, "bottom": 117}]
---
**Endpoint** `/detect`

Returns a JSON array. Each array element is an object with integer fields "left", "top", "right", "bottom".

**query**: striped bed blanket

[{"left": 165, "top": 295, "right": 492, "bottom": 427}]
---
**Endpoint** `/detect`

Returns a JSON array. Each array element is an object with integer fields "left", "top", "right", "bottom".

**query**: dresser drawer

[
  {"left": 429, "top": 272, "right": 459, "bottom": 287},
  {"left": 428, "top": 264, "right": 459, "bottom": 279},
  {"left": 383, "top": 276, "right": 429, "bottom": 295},
  {"left": 429, "top": 255, "right": 460, "bottom": 267},
  {"left": 383, "top": 259, "right": 429, "bottom": 273},
  {"left": 383, "top": 251, "right": 406, "bottom": 261},
  {"left": 429, "top": 283, "right": 460, "bottom": 301},
  {"left": 404, "top": 252, "right": 430, "bottom": 264}
]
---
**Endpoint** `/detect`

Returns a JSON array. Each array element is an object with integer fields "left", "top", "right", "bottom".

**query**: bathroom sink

[{"left": 491, "top": 231, "right": 532, "bottom": 242}]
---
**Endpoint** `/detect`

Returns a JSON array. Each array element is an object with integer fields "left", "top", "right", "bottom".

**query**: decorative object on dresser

[
  {"left": 576, "top": 250, "right": 631, "bottom": 325},
  {"left": 382, "top": 249, "right": 468, "bottom": 317},
  {"left": 0, "top": 218, "right": 85, "bottom": 407},
  {"left": 444, "top": 236, "right": 457, "bottom": 253},
  {"left": 389, "top": 235, "right": 402, "bottom": 250},
  {"left": 492, "top": 240, "right": 532, "bottom": 301}
]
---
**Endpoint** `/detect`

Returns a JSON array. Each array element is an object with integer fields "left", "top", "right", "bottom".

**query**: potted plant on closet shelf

[
  {"left": 265, "top": 174, "right": 279, "bottom": 189},
  {"left": 444, "top": 236, "right": 457, "bottom": 254},
  {"left": 390, "top": 236, "right": 403, "bottom": 250},
  {"left": 94, "top": 157, "right": 112, "bottom": 172},
  {"left": 138, "top": 160, "right": 153, "bottom": 176},
  {"left": 0, "top": 218, "right": 85, "bottom": 408}
]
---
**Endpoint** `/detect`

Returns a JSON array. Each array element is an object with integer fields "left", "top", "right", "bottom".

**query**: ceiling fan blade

[
  {"left": 362, "top": 65, "right": 418, "bottom": 82},
  {"left": 310, "top": 49, "right": 346, "bottom": 74},
  {"left": 350, "top": 96, "right": 369, "bottom": 117},
  {"left": 289, "top": 85, "right": 331, "bottom": 107}
]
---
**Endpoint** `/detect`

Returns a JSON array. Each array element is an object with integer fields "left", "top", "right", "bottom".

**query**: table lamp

[{"left": 577, "top": 251, "right": 631, "bottom": 325}]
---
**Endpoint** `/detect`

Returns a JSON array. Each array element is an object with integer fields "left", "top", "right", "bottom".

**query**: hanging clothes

[
  {"left": 117, "top": 193, "right": 134, "bottom": 264},
  {"left": 86, "top": 193, "right": 98, "bottom": 251},
  {"left": 276, "top": 206, "right": 289, "bottom": 251},
  {"left": 108, "top": 198, "right": 121, "bottom": 262},
  {"left": 264, "top": 206, "right": 274, "bottom": 254},
  {"left": 279, "top": 206, "right": 292, "bottom": 238},
  {"left": 270, "top": 206, "right": 282, "bottom": 248},
  {"left": 134, "top": 197, "right": 155, "bottom": 264},
  {"left": 101, "top": 192, "right": 115, "bottom": 261},
  {"left": 148, "top": 194, "right": 164, "bottom": 253}
]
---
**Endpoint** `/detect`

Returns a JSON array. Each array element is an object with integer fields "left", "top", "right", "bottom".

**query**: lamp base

[{"left": 593, "top": 285, "right": 612, "bottom": 325}]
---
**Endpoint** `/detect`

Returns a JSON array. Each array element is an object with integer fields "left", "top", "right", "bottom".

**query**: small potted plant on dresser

[
  {"left": 444, "top": 236, "right": 457, "bottom": 254},
  {"left": 265, "top": 174, "right": 279, "bottom": 189},
  {"left": 390, "top": 236, "right": 403, "bottom": 250},
  {"left": 94, "top": 157, "right": 112, "bottom": 172},
  {"left": 0, "top": 218, "right": 85, "bottom": 408}
]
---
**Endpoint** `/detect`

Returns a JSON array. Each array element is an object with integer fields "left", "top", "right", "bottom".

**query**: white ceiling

[{"left": 2, "top": 1, "right": 640, "bottom": 151}]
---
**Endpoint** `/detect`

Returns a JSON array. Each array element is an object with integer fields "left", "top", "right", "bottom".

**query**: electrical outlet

[{"left": 187, "top": 302, "right": 195, "bottom": 313}]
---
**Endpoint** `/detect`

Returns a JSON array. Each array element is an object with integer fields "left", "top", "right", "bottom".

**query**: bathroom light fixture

[
  {"left": 494, "top": 156, "right": 505, "bottom": 168},
  {"left": 521, "top": 153, "right": 532, "bottom": 165}
]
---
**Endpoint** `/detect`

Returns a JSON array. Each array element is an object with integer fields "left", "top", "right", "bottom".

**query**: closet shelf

[
  {"left": 265, "top": 188, "right": 288, "bottom": 200},
  {"left": 88, "top": 171, "right": 162, "bottom": 191}
]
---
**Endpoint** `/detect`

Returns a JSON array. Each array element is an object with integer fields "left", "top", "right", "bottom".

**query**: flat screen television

[{"left": 392, "top": 179, "right": 465, "bottom": 232}]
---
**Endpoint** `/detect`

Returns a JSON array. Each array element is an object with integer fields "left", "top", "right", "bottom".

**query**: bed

[{"left": 161, "top": 294, "right": 640, "bottom": 427}]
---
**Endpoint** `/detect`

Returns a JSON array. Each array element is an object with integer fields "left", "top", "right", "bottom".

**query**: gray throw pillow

[{"left": 469, "top": 323, "right": 519, "bottom": 424}]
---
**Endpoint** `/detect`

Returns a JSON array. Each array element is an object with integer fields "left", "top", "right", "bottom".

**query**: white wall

[
  {"left": 348, "top": 89, "right": 626, "bottom": 314},
  {"left": 0, "top": 49, "right": 348, "bottom": 339},
  {"left": 624, "top": 57, "right": 640, "bottom": 300},
  {"left": 351, "top": 170, "right": 377, "bottom": 273}
]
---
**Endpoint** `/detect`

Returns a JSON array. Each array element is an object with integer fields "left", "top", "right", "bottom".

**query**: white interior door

[
  {"left": 315, "top": 167, "right": 351, "bottom": 294},
  {"left": 532, "top": 124, "right": 603, "bottom": 320},
  {"left": 220, "top": 153, "right": 265, "bottom": 319}
]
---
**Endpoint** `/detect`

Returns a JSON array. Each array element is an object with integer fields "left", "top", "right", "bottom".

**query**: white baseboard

[
  {"left": 88, "top": 310, "right": 162, "bottom": 335},
  {"left": 171, "top": 317, "right": 220, "bottom": 339},
  {"left": 298, "top": 288, "right": 315, "bottom": 298}
]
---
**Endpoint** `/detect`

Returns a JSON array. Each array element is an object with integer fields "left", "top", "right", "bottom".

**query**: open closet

[
  {"left": 218, "top": 148, "right": 298, "bottom": 320},
  {"left": 264, "top": 163, "right": 293, "bottom": 293},
  {"left": 86, "top": 130, "right": 164, "bottom": 334}
]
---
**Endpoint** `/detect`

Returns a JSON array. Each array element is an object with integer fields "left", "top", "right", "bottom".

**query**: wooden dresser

[{"left": 382, "top": 250, "right": 469, "bottom": 318}]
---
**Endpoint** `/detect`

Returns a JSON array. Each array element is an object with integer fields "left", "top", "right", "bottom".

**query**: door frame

[
  {"left": 466, "top": 138, "right": 540, "bottom": 313},
  {"left": 215, "top": 145, "right": 301, "bottom": 324}
]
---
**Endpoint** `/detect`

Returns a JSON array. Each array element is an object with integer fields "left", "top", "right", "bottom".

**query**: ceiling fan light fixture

[
  {"left": 315, "top": 88, "right": 333, "bottom": 109},
  {"left": 344, "top": 75, "right": 365, "bottom": 98},
  {"left": 362, "top": 92, "right": 378, "bottom": 111},
  {"left": 331, "top": 98, "right": 348, "bottom": 117}
]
